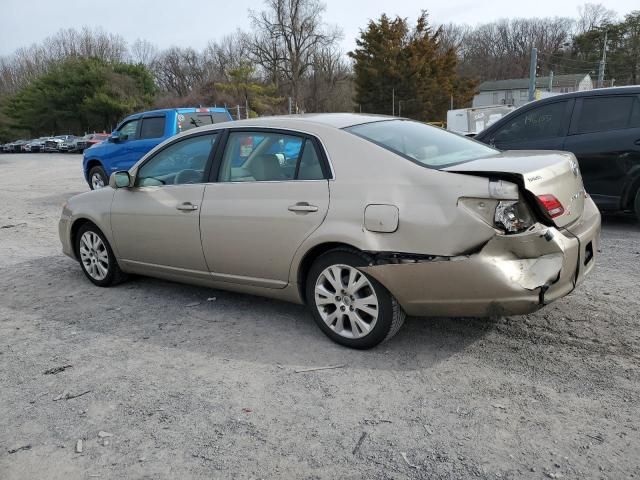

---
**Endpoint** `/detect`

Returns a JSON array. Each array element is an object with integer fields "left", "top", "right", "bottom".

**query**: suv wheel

[
  {"left": 306, "top": 248, "right": 406, "bottom": 349},
  {"left": 89, "top": 166, "right": 108, "bottom": 190}
]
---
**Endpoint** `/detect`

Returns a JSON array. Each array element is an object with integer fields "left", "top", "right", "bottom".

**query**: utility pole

[
  {"left": 597, "top": 30, "right": 608, "bottom": 88},
  {"left": 450, "top": 94, "right": 453, "bottom": 110},
  {"left": 245, "top": 99, "right": 249, "bottom": 119},
  {"left": 236, "top": 105, "right": 241, "bottom": 121},
  {"left": 548, "top": 70, "right": 554, "bottom": 92},
  {"left": 288, "top": 97, "right": 292, "bottom": 115},
  {"left": 528, "top": 47, "right": 538, "bottom": 102},
  {"left": 392, "top": 88, "right": 395, "bottom": 116}
]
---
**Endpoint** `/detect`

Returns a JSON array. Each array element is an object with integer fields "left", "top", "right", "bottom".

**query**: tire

[
  {"left": 88, "top": 165, "right": 108, "bottom": 190},
  {"left": 74, "top": 223, "right": 126, "bottom": 287},
  {"left": 305, "top": 248, "right": 406, "bottom": 349},
  {"left": 635, "top": 189, "right": 640, "bottom": 223}
]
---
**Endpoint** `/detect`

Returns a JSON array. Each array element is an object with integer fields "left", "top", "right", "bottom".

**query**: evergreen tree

[
  {"left": 4, "top": 57, "right": 156, "bottom": 136},
  {"left": 349, "top": 12, "right": 476, "bottom": 122}
]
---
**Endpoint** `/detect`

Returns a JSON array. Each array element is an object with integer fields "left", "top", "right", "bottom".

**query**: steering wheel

[{"left": 174, "top": 169, "right": 202, "bottom": 185}]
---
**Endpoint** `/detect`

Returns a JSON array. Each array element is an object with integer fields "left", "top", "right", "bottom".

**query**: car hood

[{"left": 444, "top": 150, "right": 586, "bottom": 228}]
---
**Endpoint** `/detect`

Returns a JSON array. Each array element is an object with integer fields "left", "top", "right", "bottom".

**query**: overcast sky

[{"left": 0, "top": 0, "right": 638, "bottom": 56}]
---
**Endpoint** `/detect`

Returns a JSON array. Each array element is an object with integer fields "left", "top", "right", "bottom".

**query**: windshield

[{"left": 345, "top": 119, "right": 498, "bottom": 168}]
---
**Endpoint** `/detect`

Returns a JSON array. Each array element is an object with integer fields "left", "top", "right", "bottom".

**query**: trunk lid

[{"left": 444, "top": 150, "right": 585, "bottom": 228}]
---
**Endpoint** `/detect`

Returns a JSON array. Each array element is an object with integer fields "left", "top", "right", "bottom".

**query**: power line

[{"left": 537, "top": 51, "right": 599, "bottom": 66}]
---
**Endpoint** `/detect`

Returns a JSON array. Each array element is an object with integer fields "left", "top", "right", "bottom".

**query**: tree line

[{"left": 0, "top": 1, "right": 638, "bottom": 141}]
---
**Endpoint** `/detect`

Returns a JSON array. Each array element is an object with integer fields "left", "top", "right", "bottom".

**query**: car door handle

[
  {"left": 634, "top": 138, "right": 640, "bottom": 146},
  {"left": 176, "top": 202, "right": 199, "bottom": 211},
  {"left": 288, "top": 202, "right": 318, "bottom": 213}
]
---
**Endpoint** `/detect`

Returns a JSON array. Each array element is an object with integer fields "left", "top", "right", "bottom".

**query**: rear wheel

[
  {"left": 75, "top": 223, "right": 126, "bottom": 287},
  {"left": 306, "top": 248, "right": 406, "bottom": 349},
  {"left": 89, "top": 165, "right": 108, "bottom": 190}
]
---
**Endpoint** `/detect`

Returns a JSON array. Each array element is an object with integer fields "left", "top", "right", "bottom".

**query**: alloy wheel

[
  {"left": 314, "top": 264, "right": 379, "bottom": 339},
  {"left": 79, "top": 231, "right": 109, "bottom": 281}
]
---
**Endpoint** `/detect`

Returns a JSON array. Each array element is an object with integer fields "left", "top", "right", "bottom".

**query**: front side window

[
  {"left": 575, "top": 96, "right": 638, "bottom": 134},
  {"left": 118, "top": 120, "right": 140, "bottom": 141},
  {"left": 218, "top": 131, "right": 325, "bottom": 182},
  {"left": 136, "top": 133, "right": 218, "bottom": 187},
  {"left": 140, "top": 117, "right": 166, "bottom": 139},
  {"left": 346, "top": 120, "right": 498, "bottom": 168},
  {"left": 493, "top": 101, "right": 568, "bottom": 142}
]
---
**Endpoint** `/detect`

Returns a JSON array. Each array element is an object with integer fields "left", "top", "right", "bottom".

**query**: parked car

[
  {"left": 75, "top": 133, "right": 110, "bottom": 153},
  {"left": 44, "top": 138, "right": 63, "bottom": 152},
  {"left": 83, "top": 107, "right": 232, "bottom": 189},
  {"left": 24, "top": 137, "right": 51, "bottom": 153},
  {"left": 9, "top": 139, "right": 29, "bottom": 152},
  {"left": 59, "top": 114, "right": 600, "bottom": 349},
  {"left": 59, "top": 136, "right": 78, "bottom": 152},
  {"left": 475, "top": 86, "right": 640, "bottom": 221}
]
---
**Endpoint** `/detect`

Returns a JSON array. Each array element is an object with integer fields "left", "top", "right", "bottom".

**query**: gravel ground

[{"left": 1, "top": 153, "right": 639, "bottom": 480}]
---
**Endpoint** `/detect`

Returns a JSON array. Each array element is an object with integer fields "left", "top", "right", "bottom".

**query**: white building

[{"left": 472, "top": 74, "right": 593, "bottom": 108}]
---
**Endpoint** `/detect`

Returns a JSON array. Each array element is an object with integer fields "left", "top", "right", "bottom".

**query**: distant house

[{"left": 472, "top": 74, "right": 593, "bottom": 108}]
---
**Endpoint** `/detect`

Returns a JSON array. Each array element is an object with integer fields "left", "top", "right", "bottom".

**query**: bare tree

[
  {"left": 154, "top": 47, "right": 205, "bottom": 97},
  {"left": 202, "top": 32, "right": 250, "bottom": 83},
  {"left": 576, "top": 3, "right": 617, "bottom": 34},
  {"left": 303, "top": 46, "right": 352, "bottom": 112},
  {"left": 130, "top": 38, "right": 158, "bottom": 66},
  {"left": 459, "top": 17, "right": 575, "bottom": 81},
  {"left": 248, "top": 0, "right": 342, "bottom": 110}
]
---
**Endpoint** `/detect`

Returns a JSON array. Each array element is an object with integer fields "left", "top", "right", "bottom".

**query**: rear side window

[
  {"left": 494, "top": 101, "right": 567, "bottom": 142},
  {"left": 575, "top": 96, "right": 637, "bottom": 134},
  {"left": 218, "top": 132, "right": 325, "bottom": 182},
  {"left": 140, "top": 117, "right": 166, "bottom": 139},
  {"left": 178, "top": 111, "right": 230, "bottom": 132},
  {"left": 212, "top": 112, "right": 231, "bottom": 123}
]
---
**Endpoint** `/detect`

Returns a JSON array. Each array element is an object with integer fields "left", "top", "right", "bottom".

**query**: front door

[
  {"left": 108, "top": 118, "right": 141, "bottom": 174},
  {"left": 111, "top": 132, "right": 219, "bottom": 274},
  {"left": 489, "top": 100, "right": 573, "bottom": 151},
  {"left": 200, "top": 130, "right": 330, "bottom": 288}
]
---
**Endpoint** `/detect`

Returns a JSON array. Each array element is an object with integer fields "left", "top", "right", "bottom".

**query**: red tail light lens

[{"left": 537, "top": 194, "right": 565, "bottom": 218}]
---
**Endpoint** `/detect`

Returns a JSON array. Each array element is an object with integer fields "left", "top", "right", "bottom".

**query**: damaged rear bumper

[{"left": 361, "top": 198, "right": 601, "bottom": 317}]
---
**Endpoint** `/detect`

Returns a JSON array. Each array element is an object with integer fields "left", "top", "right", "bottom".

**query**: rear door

[
  {"left": 563, "top": 94, "right": 640, "bottom": 210},
  {"left": 486, "top": 100, "right": 573, "bottom": 151},
  {"left": 199, "top": 129, "right": 330, "bottom": 288}
]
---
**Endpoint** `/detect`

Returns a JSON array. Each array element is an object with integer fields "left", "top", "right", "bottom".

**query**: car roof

[
  {"left": 525, "top": 85, "right": 640, "bottom": 104},
  {"left": 213, "top": 113, "right": 396, "bottom": 130},
  {"left": 127, "top": 107, "right": 230, "bottom": 117}
]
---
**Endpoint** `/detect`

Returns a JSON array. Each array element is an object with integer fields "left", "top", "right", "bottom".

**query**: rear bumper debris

[{"left": 361, "top": 198, "right": 601, "bottom": 317}]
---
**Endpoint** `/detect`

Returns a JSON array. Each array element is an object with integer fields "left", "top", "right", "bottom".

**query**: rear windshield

[
  {"left": 345, "top": 119, "right": 498, "bottom": 168},
  {"left": 178, "top": 111, "right": 230, "bottom": 132}
]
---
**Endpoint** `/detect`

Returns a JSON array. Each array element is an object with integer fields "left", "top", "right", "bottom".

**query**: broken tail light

[
  {"left": 494, "top": 200, "right": 534, "bottom": 233},
  {"left": 537, "top": 194, "right": 565, "bottom": 218}
]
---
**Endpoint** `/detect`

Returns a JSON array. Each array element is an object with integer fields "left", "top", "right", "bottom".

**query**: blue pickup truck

[{"left": 83, "top": 107, "right": 232, "bottom": 189}]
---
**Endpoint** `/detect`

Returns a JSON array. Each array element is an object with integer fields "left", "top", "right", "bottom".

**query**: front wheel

[
  {"left": 306, "top": 248, "right": 406, "bottom": 349},
  {"left": 75, "top": 223, "right": 126, "bottom": 287},
  {"left": 634, "top": 189, "right": 640, "bottom": 223},
  {"left": 88, "top": 165, "right": 108, "bottom": 190}
]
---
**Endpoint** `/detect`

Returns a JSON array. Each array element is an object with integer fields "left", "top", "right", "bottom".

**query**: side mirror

[
  {"left": 109, "top": 131, "right": 121, "bottom": 143},
  {"left": 109, "top": 171, "right": 131, "bottom": 189}
]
